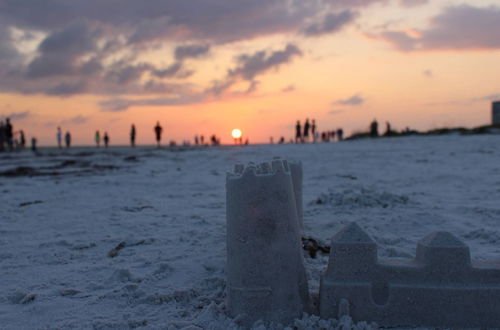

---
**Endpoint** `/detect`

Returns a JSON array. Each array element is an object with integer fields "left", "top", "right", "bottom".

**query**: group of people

[
  {"left": 294, "top": 119, "right": 344, "bottom": 144},
  {"left": 56, "top": 127, "right": 72, "bottom": 148},
  {"left": 94, "top": 130, "right": 110, "bottom": 148},
  {"left": 370, "top": 119, "right": 399, "bottom": 138},
  {"left": 0, "top": 118, "right": 35, "bottom": 152}
]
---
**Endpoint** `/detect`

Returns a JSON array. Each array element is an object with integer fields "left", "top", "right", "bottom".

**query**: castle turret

[
  {"left": 416, "top": 231, "right": 471, "bottom": 279},
  {"left": 226, "top": 159, "right": 309, "bottom": 327},
  {"left": 324, "top": 222, "right": 377, "bottom": 280}
]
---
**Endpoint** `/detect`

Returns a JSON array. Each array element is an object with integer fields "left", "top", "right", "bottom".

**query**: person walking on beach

[
  {"left": 303, "top": 118, "right": 310, "bottom": 143},
  {"left": 337, "top": 128, "right": 343, "bottom": 141},
  {"left": 311, "top": 119, "right": 317, "bottom": 143},
  {"left": 154, "top": 122, "right": 163, "bottom": 147},
  {"left": 95, "top": 130, "right": 101, "bottom": 147},
  {"left": 31, "top": 137, "right": 37, "bottom": 153},
  {"left": 0, "top": 120, "right": 5, "bottom": 152},
  {"left": 19, "top": 130, "right": 26, "bottom": 149},
  {"left": 370, "top": 119, "right": 379, "bottom": 138},
  {"left": 57, "top": 127, "right": 62, "bottom": 148},
  {"left": 65, "top": 131, "right": 71, "bottom": 148},
  {"left": 130, "top": 124, "right": 136, "bottom": 147},
  {"left": 295, "top": 120, "right": 302, "bottom": 143},
  {"left": 104, "top": 132, "right": 109, "bottom": 148},
  {"left": 5, "top": 118, "right": 13, "bottom": 151}
]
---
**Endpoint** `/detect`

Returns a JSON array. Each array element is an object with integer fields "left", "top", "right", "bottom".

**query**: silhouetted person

[
  {"left": 210, "top": 134, "right": 219, "bottom": 146},
  {"left": 5, "top": 118, "right": 13, "bottom": 151},
  {"left": 154, "top": 122, "right": 163, "bottom": 147},
  {"left": 370, "top": 119, "right": 379, "bottom": 138},
  {"left": 130, "top": 124, "right": 136, "bottom": 147},
  {"left": 57, "top": 127, "right": 62, "bottom": 148},
  {"left": 19, "top": 130, "right": 26, "bottom": 149},
  {"left": 279, "top": 136, "right": 285, "bottom": 144},
  {"left": 0, "top": 120, "right": 6, "bottom": 151},
  {"left": 295, "top": 120, "right": 302, "bottom": 143},
  {"left": 104, "top": 132, "right": 109, "bottom": 148},
  {"left": 337, "top": 128, "right": 344, "bottom": 141},
  {"left": 95, "top": 130, "right": 101, "bottom": 147},
  {"left": 303, "top": 118, "right": 310, "bottom": 142},
  {"left": 385, "top": 121, "right": 392, "bottom": 137},
  {"left": 0, "top": 121, "right": 6, "bottom": 152},
  {"left": 311, "top": 119, "right": 317, "bottom": 143},
  {"left": 31, "top": 137, "right": 37, "bottom": 153},
  {"left": 200, "top": 135, "right": 205, "bottom": 145},
  {"left": 194, "top": 135, "right": 199, "bottom": 146},
  {"left": 65, "top": 131, "right": 71, "bottom": 148}
]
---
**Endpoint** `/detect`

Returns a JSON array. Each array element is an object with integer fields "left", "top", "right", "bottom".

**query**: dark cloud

[
  {"left": 26, "top": 22, "right": 102, "bottom": 78},
  {"left": 174, "top": 44, "right": 210, "bottom": 61},
  {"left": 377, "top": 5, "right": 500, "bottom": 51},
  {"left": 205, "top": 44, "right": 302, "bottom": 96},
  {"left": 334, "top": 93, "right": 365, "bottom": 106},
  {"left": 105, "top": 61, "right": 151, "bottom": 85},
  {"left": 229, "top": 44, "right": 302, "bottom": 81},
  {"left": 46, "top": 81, "right": 88, "bottom": 96},
  {"left": 0, "top": 0, "right": 399, "bottom": 99},
  {"left": 151, "top": 62, "right": 193, "bottom": 79},
  {"left": 301, "top": 10, "right": 357, "bottom": 37}
]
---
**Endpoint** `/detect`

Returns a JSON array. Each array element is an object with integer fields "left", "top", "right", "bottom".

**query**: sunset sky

[{"left": 1, "top": 0, "right": 499, "bottom": 145}]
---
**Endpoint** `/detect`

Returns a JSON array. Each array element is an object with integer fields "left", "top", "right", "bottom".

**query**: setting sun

[{"left": 231, "top": 128, "right": 242, "bottom": 139}]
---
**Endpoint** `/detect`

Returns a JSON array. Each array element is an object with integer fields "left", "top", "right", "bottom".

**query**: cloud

[
  {"left": 422, "top": 69, "right": 433, "bottom": 78},
  {"left": 46, "top": 81, "right": 88, "bottom": 96},
  {"left": 204, "top": 44, "right": 302, "bottom": 96},
  {"left": 329, "top": 109, "right": 345, "bottom": 115},
  {"left": 399, "top": 0, "right": 428, "bottom": 7},
  {"left": 375, "top": 5, "right": 500, "bottom": 51},
  {"left": 229, "top": 44, "right": 302, "bottom": 81},
  {"left": 61, "top": 115, "right": 89, "bottom": 125},
  {"left": 99, "top": 94, "right": 204, "bottom": 112},
  {"left": 151, "top": 62, "right": 193, "bottom": 79},
  {"left": 0, "top": 0, "right": 396, "bottom": 98},
  {"left": 334, "top": 93, "right": 365, "bottom": 106},
  {"left": 174, "top": 44, "right": 210, "bottom": 61},
  {"left": 26, "top": 21, "right": 102, "bottom": 78},
  {"left": 301, "top": 10, "right": 357, "bottom": 37},
  {"left": 1, "top": 111, "right": 30, "bottom": 120},
  {"left": 473, "top": 93, "right": 500, "bottom": 102},
  {"left": 282, "top": 84, "right": 296, "bottom": 92}
]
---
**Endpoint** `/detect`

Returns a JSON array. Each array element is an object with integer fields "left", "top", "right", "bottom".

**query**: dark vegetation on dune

[{"left": 347, "top": 123, "right": 500, "bottom": 141}]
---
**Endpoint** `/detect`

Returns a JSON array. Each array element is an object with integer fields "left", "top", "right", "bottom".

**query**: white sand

[{"left": 1, "top": 135, "right": 499, "bottom": 329}]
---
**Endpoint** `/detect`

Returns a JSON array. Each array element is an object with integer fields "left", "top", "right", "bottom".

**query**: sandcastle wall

[{"left": 320, "top": 223, "right": 500, "bottom": 328}]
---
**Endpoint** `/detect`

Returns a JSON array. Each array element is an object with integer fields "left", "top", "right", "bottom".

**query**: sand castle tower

[{"left": 226, "top": 159, "right": 309, "bottom": 327}]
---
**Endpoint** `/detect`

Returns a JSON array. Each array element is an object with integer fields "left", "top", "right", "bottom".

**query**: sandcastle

[
  {"left": 226, "top": 159, "right": 500, "bottom": 328},
  {"left": 226, "top": 159, "right": 309, "bottom": 327}
]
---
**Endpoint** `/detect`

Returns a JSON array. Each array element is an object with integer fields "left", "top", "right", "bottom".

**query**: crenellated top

[
  {"left": 324, "top": 222, "right": 500, "bottom": 284},
  {"left": 227, "top": 158, "right": 291, "bottom": 180}
]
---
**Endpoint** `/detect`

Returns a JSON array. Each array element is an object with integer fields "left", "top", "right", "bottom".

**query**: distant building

[{"left": 493, "top": 101, "right": 500, "bottom": 125}]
